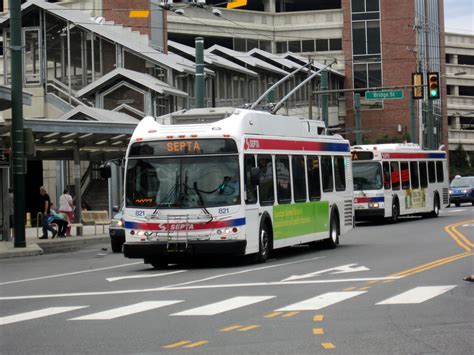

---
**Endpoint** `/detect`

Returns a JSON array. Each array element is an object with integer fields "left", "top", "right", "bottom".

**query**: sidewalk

[{"left": 0, "top": 225, "right": 110, "bottom": 259}]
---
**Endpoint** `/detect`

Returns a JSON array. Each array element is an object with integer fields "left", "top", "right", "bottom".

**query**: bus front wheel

[
  {"left": 390, "top": 201, "right": 399, "bottom": 224},
  {"left": 325, "top": 213, "right": 339, "bottom": 249},
  {"left": 256, "top": 223, "right": 271, "bottom": 263}
]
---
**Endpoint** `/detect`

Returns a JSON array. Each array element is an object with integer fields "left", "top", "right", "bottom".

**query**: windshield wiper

[
  {"left": 153, "top": 169, "right": 180, "bottom": 213},
  {"left": 179, "top": 170, "right": 213, "bottom": 223}
]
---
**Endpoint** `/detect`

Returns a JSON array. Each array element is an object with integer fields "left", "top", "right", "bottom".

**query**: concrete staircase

[{"left": 82, "top": 179, "right": 109, "bottom": 211}]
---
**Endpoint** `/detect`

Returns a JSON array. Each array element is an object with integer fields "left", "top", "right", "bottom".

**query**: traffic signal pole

[
  {"left": 354, "top": 93, "right": 362, "bottom": 145},
  {"left": 409, "top": 90, "right": 416, "bottom": 143},
  {"left": 427, "top": 99, "right": 434, "bottom": 149},
  {"left": 10, "top": 0, "right": 26, "bottom": 248}
]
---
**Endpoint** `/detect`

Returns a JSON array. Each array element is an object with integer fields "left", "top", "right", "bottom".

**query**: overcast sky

[{"left": 444, "top": 0, "right": 473, "bottom": 34}]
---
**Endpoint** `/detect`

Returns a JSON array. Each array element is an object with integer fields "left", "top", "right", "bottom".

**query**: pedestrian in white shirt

[{"left": 59, "top": 188, "right": 74, "bottom": 236}]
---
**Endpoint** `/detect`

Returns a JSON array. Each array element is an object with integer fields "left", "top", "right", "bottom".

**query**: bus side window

[
  {"left": 390, "top": 161, "right": 400, "bottom": 190},
  {"left": 244, "top": 154, "right": 257, "bottom": 204},
  {"left": 410, "top": 161, "right": 419, "bottom": 189},
  {"left": 401, "top": 162, "right": 410, "bottom": 190},
  {"left": 334, "top": 156, "right": 346, "bottom": 191},
  {"left": 321, "top": 156, "right": 334, "bottom": 192},
  {"left": 276, "top": 155, "right": 291, "bottom": 204},
  {"left": 419, "top": 162, "right": 428, "bottom": 188},
  {"left": 436, "top": 161, "right": 444, "bottom": 182},
  {"left": 428, "top": 161, "right": 436, "bottom": 183},
  {"left": 383, "top": 162, "right": 391, "bottom": 189},
  {"left": 292, "top": 155, "right": 307, "bottom": 202},
  {"left": 307, "top": 156, "right": 321, "bottom": 201},
  {"left": 257, "top": 155, "right": 275, "bottom": 206}
]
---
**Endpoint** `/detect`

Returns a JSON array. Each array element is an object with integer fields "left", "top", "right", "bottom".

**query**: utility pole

[
  {"left": 427, "top": 99, "right": 434, "bottom": 149},
  {"left": 354, "top": 93, "right": 362, "bottom": 145},
  {"left": 195, "top": 37, "right": 205, "bottom": 108},
  {"left": 409, "top": 89, "right": 416, "bottom": 143},
  {"left": 10, "top": 0, "right": 26, "bottom": 248},
  {"left": 321, "top": 69, "right": 329, "bottom": 128},
  {"left": 308, "top": 57, "right": 313, "bottom": 119}
]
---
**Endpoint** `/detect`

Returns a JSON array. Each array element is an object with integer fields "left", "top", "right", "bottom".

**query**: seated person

[{"left": 48, "top": 207, "right": 69, "bottom": 238}]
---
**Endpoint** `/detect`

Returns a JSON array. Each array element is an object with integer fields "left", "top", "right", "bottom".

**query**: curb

[{"left": 0, "top": 236, "right": 110, "bottom": 258}]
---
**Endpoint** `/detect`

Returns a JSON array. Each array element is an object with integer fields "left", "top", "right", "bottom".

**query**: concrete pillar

[
  {"left": 453, "top": 54, "right": 458, "bottom": 65},
  {"left": 454, "top": 115, "right": 461, "bottom": 130},
  {"left": 264, "top": 0, "right": 276, "bottom": 13},
  {"left": 454, "top": 85, "right": 459, "bottom": 96}
]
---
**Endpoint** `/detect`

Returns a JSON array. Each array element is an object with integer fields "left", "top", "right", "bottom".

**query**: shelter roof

[{"left": 76, "top": 68, "right": 188, "bottom": 98}]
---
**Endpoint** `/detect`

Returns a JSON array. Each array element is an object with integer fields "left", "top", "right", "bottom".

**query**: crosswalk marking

[
  {"left": 276, "top": 291, "right": 366, "bottom": 311},
  {"left": 0, "top": 306, "right": 87, "bottom": 326},
  {"left": 69, "top": 301, "right": 182, "bottom": 320},
  {"left": 376, "top": 286, "right": 457, "bottom": 304},
  {"left": 171, "top": 296, "right": 275, "bottom": 316}
]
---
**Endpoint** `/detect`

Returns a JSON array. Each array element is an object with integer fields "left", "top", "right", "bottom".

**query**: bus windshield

[
  {"left": 353, "top": 162, "right": 383, "bottom": 190},
  {"left": 126, "top": 156, "right": 240, "bottom": 209}
]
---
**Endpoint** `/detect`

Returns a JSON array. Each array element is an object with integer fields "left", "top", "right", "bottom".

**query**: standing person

[
  {"left": 59, "top": 188, "right": 74, "bottom": 236},
  {"left": 39, "top": 186, "right": 56, "bottom": 239},
  {"left": 8, "top": 188, "right": 14, "bottom": 241}
]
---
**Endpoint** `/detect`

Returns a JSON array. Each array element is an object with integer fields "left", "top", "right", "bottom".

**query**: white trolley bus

[
  {"left": 351, "top": 143, "right": 449, "bottom": 222},
  {"left": 122, "top": 108, "right": 354, "bottom": 268}
]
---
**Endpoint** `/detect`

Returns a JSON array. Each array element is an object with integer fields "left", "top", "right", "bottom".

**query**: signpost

[{"left": 365, "top": 90, "right": 404, "bottom": 100}]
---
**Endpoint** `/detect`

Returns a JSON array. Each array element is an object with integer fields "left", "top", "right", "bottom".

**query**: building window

[
  {"left": 330, "top": 38, "right": 342, "bottom": 51},
  {"left": 289, "top": 40, "right": 301, "bottom": 53},
  {"left": 276, "top": 41, "right": 288, "bottom": 54},
  {"left": 316, "top": 39, "right": 329, "bottom": 52},
  {"left": 302, "top": 40, "right": 315, "bottom": 53}
]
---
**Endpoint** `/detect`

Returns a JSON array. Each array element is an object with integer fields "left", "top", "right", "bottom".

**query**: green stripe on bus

[{"left": 273, "top": 201, "right": 329, "bottom": 240}]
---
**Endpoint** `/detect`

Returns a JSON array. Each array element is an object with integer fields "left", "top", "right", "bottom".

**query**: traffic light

[
  {"left": 412, "top": 72, "right": 423, "bottom": 99},
  {"left": 428, "top": 72, "right": 440, "bottom": 99}
]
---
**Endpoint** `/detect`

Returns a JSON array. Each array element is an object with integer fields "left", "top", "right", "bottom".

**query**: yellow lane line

[
  {"left": 401, "top": 252, "right": 473, "bottom": 277},
  {"left": 183, "top": 341, "right": 208, "bottom": 348},
  {"left": 444, "top": 224, "right": 472, "bottom": 252},
  {"left": 129, "top": 10, "right": 150, "bottom": 18},
  {"left": 449, "top": 221, "right": 474, "bottom": 248},
  {"left": 321, "top": 342, "right": 336, "bottom": 349},
  {"left": 313, "top": 328, "right": 324, "bottom": 335},
  {"left": 265, "top": 312, "right": 283, "bottom": 318},
  {"left": 238, "top": 325, "right": 260, "bottom": 332},
  {"left": 162, "top": 340, "right": 192, "bottom": 348},
  {"left": 281, "top": 311, "right": 300, "bottom": 318},
  {"left": 366, "top": 280, "right": 379, "bottom": 284},
  {"left": 390, "top": 252, "right": 471, "bottom": 277},
  {"left": 313, "top": 314, "right": 324, "bottom": 322},
  {"left": 382, "top": 280, "right": 394, "bottom": 283},
  {"left": 358, "top": 286, "right": 371, "bottom": 291},
  {"left": 343, "top": 287, "right": 356, "bottom": 291},
  {"left": 220, "top": 325, "right": 242, "bottom": 332}
]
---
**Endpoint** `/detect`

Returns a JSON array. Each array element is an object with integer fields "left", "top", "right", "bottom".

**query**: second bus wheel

[{"left": 150, "top": 256, "right": 169, "bottom": 269}]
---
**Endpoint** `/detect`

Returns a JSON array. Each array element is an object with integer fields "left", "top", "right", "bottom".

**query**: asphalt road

[{"left": 1, "top": 206, "right": 473, "bottom": 354}]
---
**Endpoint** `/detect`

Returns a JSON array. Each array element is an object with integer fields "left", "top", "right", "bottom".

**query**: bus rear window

[
  {"left": 390, "top": 162, "right": 400, "bottom": 190},
  {"left": 436, "top": 161, "right": 444, "bottom": 182}
]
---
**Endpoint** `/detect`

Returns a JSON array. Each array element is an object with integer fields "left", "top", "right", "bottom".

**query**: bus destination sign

[{"left": 129, "top": 139, "right": 238, "bottom": 157}]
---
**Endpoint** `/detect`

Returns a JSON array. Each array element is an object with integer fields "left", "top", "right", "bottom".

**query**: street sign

[{"left": 365, "top": 90, "right": 404, "bottom": 100}]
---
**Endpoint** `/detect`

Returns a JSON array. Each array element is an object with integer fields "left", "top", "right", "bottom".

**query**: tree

[{"left": 449, "top": 143, "right": 474, "bottom": 179}]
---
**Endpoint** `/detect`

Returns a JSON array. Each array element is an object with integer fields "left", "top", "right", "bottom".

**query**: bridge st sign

[{"left": 365, "top": 90, "right": 404, "bottom": 100}]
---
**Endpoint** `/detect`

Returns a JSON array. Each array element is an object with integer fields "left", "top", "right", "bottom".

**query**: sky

[{"left": 444, "top": 0, "right": 474, "bottom": 34}]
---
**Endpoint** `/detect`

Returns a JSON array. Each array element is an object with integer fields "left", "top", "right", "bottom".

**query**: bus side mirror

[{"left": 250, "top": 167, "right": 261, "bottom": 186}]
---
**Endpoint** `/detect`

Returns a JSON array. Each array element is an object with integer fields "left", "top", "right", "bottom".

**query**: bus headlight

[{"left": 368, "top": 202, "right": 379, "bottom": 208}]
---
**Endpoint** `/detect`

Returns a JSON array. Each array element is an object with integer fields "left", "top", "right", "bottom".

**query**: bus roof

[
  {"left": 351, "top": 143, "right": 446, "bottom": 161},
  {"left": 131, "top": 108, "right": 346, "bottom": 144}
]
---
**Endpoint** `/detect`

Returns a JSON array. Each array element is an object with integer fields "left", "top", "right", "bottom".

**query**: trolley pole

[
  {"left": 195, "top": 37, "right": 205, "bottom": 108},
  {"left": 10, "top": 0, "right": 26, "bottom": 248}
]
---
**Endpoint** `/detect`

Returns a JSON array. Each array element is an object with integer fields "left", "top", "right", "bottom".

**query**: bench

[{"left": 82, "top": 210, "right": 111, "bottom": 235}]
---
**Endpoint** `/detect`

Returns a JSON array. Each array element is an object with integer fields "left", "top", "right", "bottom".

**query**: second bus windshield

[
  {"left": 353, "top": 162, "right": 383, "bottom": 190},
  {"left": 126, "top": 156, "right": 240, "bottom": 208}
]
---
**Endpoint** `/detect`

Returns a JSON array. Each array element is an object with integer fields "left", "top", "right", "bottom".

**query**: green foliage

[{"left": 364, "top": 134, "right": 410, "bottom": 145}]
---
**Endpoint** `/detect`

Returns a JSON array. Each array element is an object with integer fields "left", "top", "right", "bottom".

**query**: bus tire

[
  {"left": 390, "top": 200, "right": 399, "bottom": 224},
  {"left": 150, "top": 256, "right": 169, "bottom": 269},
  {"left": 455, "top": 202, "right": 460, "bottom": 207},
  {"left": 324, "top": 211, "right": 339, "bottom": 249},
  {"left": 256, "top": 221, "right": 271, "bottom": 263},
  {"left": 111, "top": 239, "right": 123, "bottom": 253},
  {"left": 430, "top": 194, "right": 440, "bottom": 218}
]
